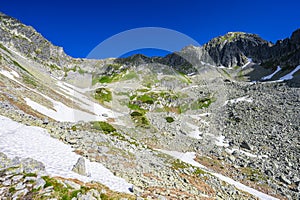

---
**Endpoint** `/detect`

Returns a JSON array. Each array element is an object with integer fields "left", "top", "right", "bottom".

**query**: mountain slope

[{"left": 0, "top": 12, "right": 299, "bottom": 200}]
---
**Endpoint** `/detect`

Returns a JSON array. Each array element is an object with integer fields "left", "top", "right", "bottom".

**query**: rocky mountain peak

[
  {"left": 203, "top": 32, "right": 271, "bottom": 68},
  {"left": 290, "top": 28, "right": 300, "bottom": 45},
  {"left": 0, "top": 12, "right": 72, "bottom": 69}
]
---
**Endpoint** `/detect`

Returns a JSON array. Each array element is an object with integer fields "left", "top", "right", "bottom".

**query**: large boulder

[{"left": 72, "top": 157, "right": 87, "bottom": 176}]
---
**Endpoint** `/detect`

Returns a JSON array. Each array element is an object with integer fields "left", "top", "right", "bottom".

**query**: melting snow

[
  {"left": 261, "top": 66, "right": 282, "bottom": 80},
  {"left": 24, "top": 97, "right": 107, "bottom": 123},
  {"left": 279, "top": 65, "right": 300, "bottom": 80},
  {"left": 185, "top": 122, "right": 202, "bottom": 139},
  {"left": 0, "top": 69, "right": 19, "bottom": 81},
  {"left": 158, "top": 149, "right": 278, "bottom": 200},
  {"left": 0, "top": 115, "right": 133, "bottom": 193},
  {"left": 56, "top": 81, "right": 119, "bottom": 120},
  {"left": 226, "top": 148, "right": 268, "bottom": 159},
  {"left": 215, "top": 135, "right": 229, "bottom": 147},
  {"left": 224, "top": 96, "right": 253, "bottom": 105},
  {"left": 157, "top": 149, "right": 207, "bottom": 169}
]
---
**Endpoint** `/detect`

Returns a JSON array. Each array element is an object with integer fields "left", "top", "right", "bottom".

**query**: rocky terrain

[{"left": 0, "top": 12, "right": 299, "bottom": 200}]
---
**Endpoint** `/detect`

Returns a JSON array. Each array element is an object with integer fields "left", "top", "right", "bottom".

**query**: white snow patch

[
  {"left": 186, "top": 122, "right": 202, "bottom": 139},
  {"left": 224, "top": 96, "right": 253, "bottom": 105},
  {"left": 215, "top": 135, "right": 229, "bottom": 147},
  {"left": 189, "top": 113, "right": 210, "bottom": 126},
  {"left": 158, "top": 149, "right": 278, "bottom": 200},
  {"left": 0, "top": 69, "right": 19, "bottom": 80},
  {"left": 279, "top": 65, "right": 300, "bottom": 80},
  {"left": 11, "top": 70, "right": 20, "bottom": 78},
  {"left": 241, "top": 61, "right": 251, "bottom": 69},
  {"left": 210, "top": 172, "right": 278, "bottom": 200},
  {"left": 226, "top": 148, "right": 268, "bottom": 159},
  {"left": 22, "top": 80, "right": 121, "bottom": 123},
  {"left": 24, "top": 97, "right": 106, "bottom": 122},
  {"left": 157, "top": 149, "right": 207, "bottom": 169},
  {"left": 261, "top": 66, "right": 282, "bottom": 80},
  {"left": 0, "top": 115, "right": 132, "bottom": 193},
  {"left": 56, "top": 81, "right": 120, "bottom": 120}
]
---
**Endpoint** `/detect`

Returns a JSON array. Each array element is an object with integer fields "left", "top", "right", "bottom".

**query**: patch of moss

[
  {"left": 190, "top": 97, "right": 215, "bottom": 110},
  {"left": 129, "top": 110, "right": 149, "bottom": 128},
  {"left": 71, "top": 125, "right": 77, "bottom": 131},
  {"left": 23, "top": 75, "right": 38, "bottom": 87},
  {"left": 120, "top": 71, "right": 138, "bottom": 80},
  {"left": 193, "top": 168, "right": 206, "bottom": 175},
  {"left": 78, "top": 68, "right": 85, "bottom": 75},
  {"left": 136, "top": 88, "right": 150, "bottom": 93},
  {"left": 94, "top": 88, "right": 112, "bottom": 104},
  {"left": 241, "top": 167, "right": 268, "bottom": 182},
  {"left": 127, "top": 102, "right": 144, "bottom": 111},
  {"left": 100, "top": 193, "right": 109, "bottom": 200},
  {"left": 172, "top": 159, "right": 190, "bottom": 170},
  {"left": 130, "top": 111, "right": 143, "bottom": 117},
  {"left": 24, "top": 172, "right": 36, "bottom": 177},
  {"left": 49, "top": 64, "right": 61, "bottom": 71},
  {"left": 41, "top": 176, "right": 90, "bottom": 199},
  {"left": 165, "top": 116, "right": 174, "bottom": 123},
  {"left": 9, "top": 187, "right": 16, "bottom": 193},
  {"left": 129, "top": 94, "right": 137, "bottom": 101},
  {"left": 98, "top": 75, "right": 113, "bottom": 83},
  {"left": 136, "top": 94, "right": 155, "bottom": 104},
  {"left": 92, "top": 121, "right": 116, "bottom": 134},
  {"left": 12, "top": 60, "right": 31, "bottom": 74}
]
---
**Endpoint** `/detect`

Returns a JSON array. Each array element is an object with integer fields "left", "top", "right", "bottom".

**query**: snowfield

[
  {"left": 279, "top": 65, "right": 300, "bottom": 80},
  {"left": 261, "top": 66, "right": 282, "bottom": 80},
  {"left": 0, "top": 115, "right": 133, "bottom": 193},
  {"left": 24, "top": 97, "right": 106, "bottom": 123},
  {"left": 158, "top": 149, "right": 278, "bottom": 200},
  {"left": 23, "top": 81, "right": 122, "bottom": 123}
]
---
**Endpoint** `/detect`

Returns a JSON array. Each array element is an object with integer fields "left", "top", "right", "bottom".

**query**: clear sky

[{"left": 1, "top": 0, "right": 300, "bottom": 58}]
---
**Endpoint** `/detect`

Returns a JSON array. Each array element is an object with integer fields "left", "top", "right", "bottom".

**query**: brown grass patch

[
  {"left": 180, "top": 173, "right": 215, "bottom": 197},
  {"left": 195, "top": 155, "right": 287, "bottom": 200}
]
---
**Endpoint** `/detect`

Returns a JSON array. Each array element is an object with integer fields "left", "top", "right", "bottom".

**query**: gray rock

[
  {"left": 72, "top": 157, "right": 86, "bottom": 176},
  {"left": 21, "top": 158, "right": 45, "bottom": 173},
  {"left": 64, "top": 180, "right": 81, "bottom": 190},
  {"left": 43, "top": 118, "right": 49, "bottom": 125},
  {"left": 240, "top": 141, "right": 253, "bottom": 151},
  {"left": 228, "top": 155, "right": 236, "bottom": 163},
  {"left": 0, "top": 152, "right": 11, "bottom": 169},
  {"left": 34, "top": 177, "right": 46, "bottom": 189},
  {"left": 102, "top": 113, "right": 109, "bottom": 117},
  {"left": 12, "top": 175, "right": 23, "bottom": 183},
  {"left": 15, "top": 182, "right": 25, "bottom": 190},
  {"left": 280, "top": 175, "right": 291, "bottom": 185},
  {"left": 2, "top": 179, "right": 11, "bottom": 186},
  {"left": 24, "top": 176, "right": 37, "bottom": 183},
  {"left": 12, "top": 188, "right": 28, "bottom": 199}
]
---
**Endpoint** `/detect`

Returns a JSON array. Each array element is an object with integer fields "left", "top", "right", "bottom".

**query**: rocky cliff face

[
  {"left": 0, "top": 12, "right": 72, "bottom": 67},
  {"left": 202, "top": 29, "right": 300, "bottom": 70}
]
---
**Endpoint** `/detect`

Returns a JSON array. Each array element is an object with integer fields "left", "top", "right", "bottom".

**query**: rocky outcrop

[
  {"left": 72, "top": 157, "right": 87, "bottom": 176},
  {"left": 203, "top": 32, "right": 271, "bottom": 68},
  {"left": 203, "top": 29, "right": 300, "bottom": 70}
]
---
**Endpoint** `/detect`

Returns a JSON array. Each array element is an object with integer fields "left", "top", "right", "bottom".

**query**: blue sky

[{"left": 1, "top": 0, "right": 300, "bottom": 58}]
